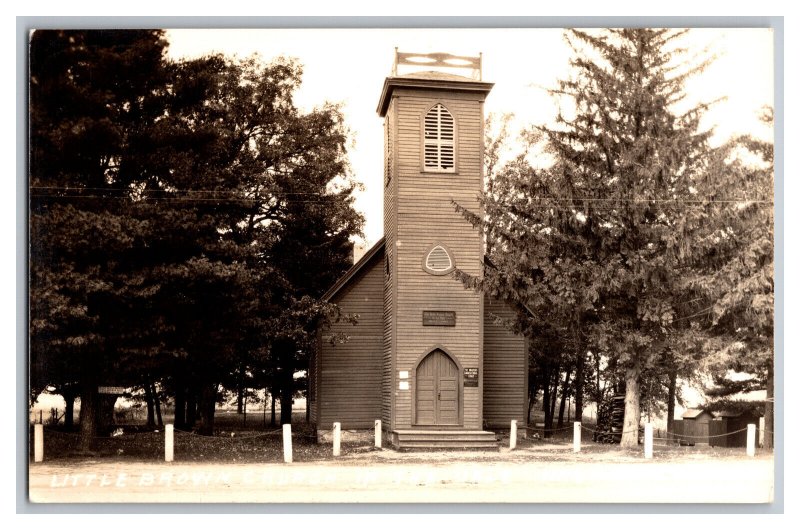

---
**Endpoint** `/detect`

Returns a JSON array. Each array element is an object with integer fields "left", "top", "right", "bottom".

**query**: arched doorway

[{"left": 415, "top": 349, "right": 460, "bottom": 426}]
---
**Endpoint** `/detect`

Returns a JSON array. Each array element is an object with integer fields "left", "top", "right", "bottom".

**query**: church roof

[
  {"left": 322, "top": 239, "right": 534, "bottom": 321},
  {"left": 322, "top": 237, "right": 385, "bottom": 302}
]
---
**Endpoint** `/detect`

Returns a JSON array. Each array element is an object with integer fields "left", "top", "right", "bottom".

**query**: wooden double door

[{"left": 415, "top": 349, "right": 460, "bottom": 425}]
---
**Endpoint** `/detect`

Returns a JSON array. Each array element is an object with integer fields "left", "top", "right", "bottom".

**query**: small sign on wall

[
  {"left": 464, "top": 368, "right": 479, "bottom": 387},
  {"left": 399, "top": 381, "right": 409, "bottom": 390},
  {"left": 422, "top": 310, "right": 456, "bottom": 326},
  {"left": 398, "top": 370, "right": 409, "bottom": 379}
]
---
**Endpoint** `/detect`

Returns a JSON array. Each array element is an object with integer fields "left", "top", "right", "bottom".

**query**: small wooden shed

[
  {"left": 709, "top": 409, "right": 763, "bottom": 448},
  {"left": 673, "top": 408, "right": 715, "bottom": 445}
]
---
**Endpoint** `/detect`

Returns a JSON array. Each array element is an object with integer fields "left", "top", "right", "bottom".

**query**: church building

[{"left": 309, "top": 52, "right": 528, "bottom": 449}]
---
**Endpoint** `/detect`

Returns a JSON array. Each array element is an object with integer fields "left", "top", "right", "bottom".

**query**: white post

[
  {"left": 374, "top": 420, "right": 382, "bottom": 448},
  {"left": 509, "top": 420, "right": 517, "bottom": 450},
  {"left": 34, "top": 423, "right": 44, "bottom": 463},
  {"left": 333, "top": 422, "right": 341, "bottom": 457},
  {"left": 573, "top": 422, "right": 581, "bottom": 453},
  {"left": 283, "top": 424, "right": 293, "bottom": 463},
  {"left": 747, "top": 423, "right": 756, "bottom": 457},
  {"left": 165, "top": 424, "right": 174, "bottom": 462},
  {"left": 644, "top": 423, "right": 653, "bottom": 459}
]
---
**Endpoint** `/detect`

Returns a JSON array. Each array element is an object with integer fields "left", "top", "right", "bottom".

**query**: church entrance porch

[{"left": 390, "top": 429, "right": 498, "bottom": 451}]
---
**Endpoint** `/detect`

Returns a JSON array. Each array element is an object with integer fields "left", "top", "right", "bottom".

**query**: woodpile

[{"left": 593, "top": 394, "right": 625, "bottom": 444}]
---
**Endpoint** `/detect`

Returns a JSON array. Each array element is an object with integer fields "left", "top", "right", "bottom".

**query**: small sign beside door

[
  {"left": 399, "top": 381, "right": 409, "bottom": 390},
  {"left": 463, "top": 368, "right": 478, "bottom": 387}
]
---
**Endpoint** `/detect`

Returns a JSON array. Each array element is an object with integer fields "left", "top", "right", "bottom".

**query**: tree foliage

[
  {"left": 29, "top": 30, "right": 363, "bottom": 444},
  {"left": 690, "top": 109, "right": 774, "bottom": 447}
]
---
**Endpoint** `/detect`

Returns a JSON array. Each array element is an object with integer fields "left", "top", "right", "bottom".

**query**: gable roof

[
  {"left": 322, "top": 237, "right": 385, "bottom": 302},
  {"left": 682, "top": 408, "right": 713, "bottom": 419},
  {"left": 715, "top": 409, "right": 763, "bottom": 419}
]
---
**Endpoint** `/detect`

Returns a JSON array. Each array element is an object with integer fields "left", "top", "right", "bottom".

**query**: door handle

[{"left": 438, "top": 391, "right": 441, "bottom": 400}]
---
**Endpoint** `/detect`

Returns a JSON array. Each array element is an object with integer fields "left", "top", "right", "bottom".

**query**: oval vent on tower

[{"left": 423, "top": 244, "right": 454, "bottom": 275}]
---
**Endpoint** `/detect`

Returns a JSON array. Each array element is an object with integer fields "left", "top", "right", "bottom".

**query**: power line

[
  {"left": 30, "top": 185, "right": 773, "bottom": 204},
  {"left": 29, "top": 195, "right": 342, "bottom": 204},
  {"left": 30, "top": 186, "right": 353, "bottom": 196}
]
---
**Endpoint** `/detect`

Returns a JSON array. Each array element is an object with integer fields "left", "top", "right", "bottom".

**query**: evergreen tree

[
  {"left": 30, "top": 30, "right": 173, "bottom": 448},
  {"left": 691, "top": 109, "right": 774, "bottom": 448},
  {"left": 457, "top": 29, "right": 716, "bottom": 446},
  {"left": 540, "top": 29, "right": 717, "bottom": 446}
]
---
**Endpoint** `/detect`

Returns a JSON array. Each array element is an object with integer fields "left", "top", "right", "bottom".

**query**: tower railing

[{"left": 392, "top": 48, "right": 482, "bottom": 81}]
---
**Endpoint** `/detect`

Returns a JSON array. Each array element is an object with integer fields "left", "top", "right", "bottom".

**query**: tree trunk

[
  {"left": 153, "top": 382, "right": 163, "bottom": 427},
  {"left": 263, "top": 386, "right": 268, "bottom": 427},
  {"left": 64, "top": 389, "right": 75, "bottom": 430},
  {"left": 270, "top": 389, "right": 277, "bottom": 427},
  {"left": 98, "top": 394, "right": 117, "bottom": 432},
  {"left": 280, "top": 373, "right": 293, "bottom": 425},
  {"left": 528, "top": 371, "right": 538, "bottom": 424},
  {"left": 173, "top": 379, "right": 186, "bottom": 430},
  {"left": 764, "top": 365, "right": 774, "bottom": 449},
  {"left": 78, "top": 377, "right": 99, "bottom": 452},
  {"left": 144, "top": 382, "right": 155, "bottom": 428},
  {"left": 620, "top": 365, "right": 641, "bottom": 448},
  {"left": 528, "top": 394, "right": 535, "bottom": 424},
  {"left": 573, "top": 318, "right": 584, "bottom": 423},
  {"left": 198, "top": 383, "right": 217, "bottom": 436},
  {"left": 276, "top": 339, "right": 296, "bottom": 425},
  {"left": 541, "top": 367, "right": 552, "bottom": 437},
  {"left": 557, "top": 369, "right": 572, "bottom": 429},
  {"left": 548, "top": 371, "right": 559, "bottom": 430},
  {"left": 594, "top": 353, "right": 604, "bottom": 405},
  {"left": 186, "top": 385, "right": 197, "bottom": 428},
  {"left": 236, "top": 362, "right": 244, "bottom": 415},
  {"left": 305, "top": 374, "right": 311, "bottom": 424},
  {"left": 666, "top": 369, "right": 677, "bottom": 442}
]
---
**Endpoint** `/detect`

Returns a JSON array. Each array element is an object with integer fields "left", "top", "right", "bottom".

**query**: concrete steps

[{"left": 392, "top": 429, "right": 498, "bottom": 450}]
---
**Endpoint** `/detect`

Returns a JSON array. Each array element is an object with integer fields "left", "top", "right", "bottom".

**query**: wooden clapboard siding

[
  {"left": 382, "top": 97, "right": 398, "bottom": 430},
  {"left": 308, "top": 345, "right": 317, "bottom": 424},
  {"left": 483, "top": 294, "right": 528, "bottom": 428},
  {"left": 318, "top": 248, "right": 384, "bottom": 429},
  {"left": 390, "top": 88, "right": 486, "bottom": 431}
]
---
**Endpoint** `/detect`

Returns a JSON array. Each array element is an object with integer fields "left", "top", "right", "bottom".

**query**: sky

[{"left": 164, "top": 28, "right": 774, "bottom": 248}]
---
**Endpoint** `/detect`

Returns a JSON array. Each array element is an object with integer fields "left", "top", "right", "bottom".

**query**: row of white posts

[
  {"left": 284, "top": 420, "right": 382, "bottom": 463},
  {"left": 509, "top": 421, "right": 758, "bottom": 459},
  {"left": 33, "top": 420, "right": 383, "bottom": 464},
  {"left": 32, "top": 419, "right": 758, "bottom": 463}
]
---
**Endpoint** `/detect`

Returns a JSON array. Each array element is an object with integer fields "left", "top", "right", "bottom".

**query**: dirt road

[{"left": 28, "top": 451, "right": 774, "bottom": 503}]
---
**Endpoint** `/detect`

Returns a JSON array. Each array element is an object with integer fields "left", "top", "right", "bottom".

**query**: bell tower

[{"left": 377, "top": 51, "right": 494, "bottom": 434}]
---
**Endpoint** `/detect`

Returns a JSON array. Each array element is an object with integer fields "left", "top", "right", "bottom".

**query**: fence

[{"left": 31, "top": 418, "right": 768, "bottom": 464}]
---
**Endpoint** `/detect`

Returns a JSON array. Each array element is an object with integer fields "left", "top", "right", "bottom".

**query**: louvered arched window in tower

[{"left": 423, "top": 103, "right": 455, "bottom": 172}]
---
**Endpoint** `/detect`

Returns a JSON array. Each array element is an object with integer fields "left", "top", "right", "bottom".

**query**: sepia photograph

[{"left": 24, "top": 22, "right": 778, "bottom": 507}]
